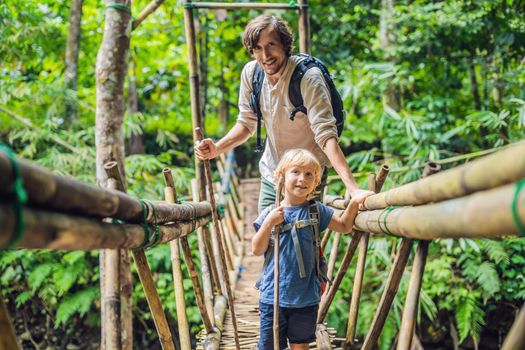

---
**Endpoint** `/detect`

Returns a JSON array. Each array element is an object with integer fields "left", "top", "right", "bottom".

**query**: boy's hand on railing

[{"left": 348, "top": 188, "right": 374, "bottom": 209}]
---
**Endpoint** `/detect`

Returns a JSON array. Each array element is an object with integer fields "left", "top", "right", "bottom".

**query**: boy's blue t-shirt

[{"left": 253, "top": 201, "right": 334, "bottom": 308}]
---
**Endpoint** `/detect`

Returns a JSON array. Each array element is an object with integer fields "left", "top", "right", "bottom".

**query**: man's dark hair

[{"left": 243, "top": 15, "right": 294, "bottom": 57}]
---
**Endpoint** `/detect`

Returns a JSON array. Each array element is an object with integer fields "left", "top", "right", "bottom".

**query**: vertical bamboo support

[
  {"left": 297, "top": 0, "right": 310, "bottom": 54},
  {"left": 502, "top": 304, "right": 525, "bottom": 350},
  {"left": 0, "top": 297, "right": 20, "bottom": 350},
  {"left": 317, "top": 231, "right": 362, "bottom": 323},
  {"left": 320, "top": 229, "right": 332, "bottom": 251},
  {"left": 397, "top": 162, "right": 440, "bottom": 350},
  {"left": 326, "top": 232, "right": 340, "bottom": 280},
  {"left": 195, "top": 128, "right": 240, "bottom": 350},
  {"left": 273, "top": 179, "right": 284, "bottom": 350},
  {"left": 163, "top": 169, "right": 192, "bottom": 350},
  {"left": 345, "top": 166, "right": 389, "bottom": 349},
  {"left": 396, "top": 241, "right": 429, "bottom": 350},
  {"left": 102, "top": 177, "right": 122, "bottom": 350},
  {"left": 104, "top": 162, "right": 175, "bottom": 350},
  {"left": 191, "top": 179, "right": 215, "bottom": 319},
  {"left": 361, "top": 238, "right": 413, "bottom": 350}
]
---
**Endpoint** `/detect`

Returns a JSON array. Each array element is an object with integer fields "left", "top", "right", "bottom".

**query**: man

[{"left": 195, "top": 14, "right": 372, "bottom": 211}]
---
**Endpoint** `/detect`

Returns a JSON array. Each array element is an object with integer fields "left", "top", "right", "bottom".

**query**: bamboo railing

[{"left": 0, "top": 145, "right": 245, "bottom": 350}]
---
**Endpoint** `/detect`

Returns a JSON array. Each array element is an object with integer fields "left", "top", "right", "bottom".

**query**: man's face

[{"left": 252, "top": 27, "right": 287, "bottom": 83}]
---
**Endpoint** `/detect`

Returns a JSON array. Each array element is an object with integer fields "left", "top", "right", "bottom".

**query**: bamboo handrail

[
  {"left": 0, "top": 204, "right": 210, "bottom": 250},
  {"left": 163, "top": 170, "right": 192, "bottom": 350},
  {"left": 363, "top": 141, "right": 525, "bottom": 210},
  {"left": 196, "top": 128, "right": 240, "bottom": 350},
  {"left": 355, "top": 182, "right": 525, "bottom": 239},
  {"left": 0, "top": 153, "right": 211, "bottom": 224},
  {"left": 183, "top": 2, "right": 303, "bottom": 10}
]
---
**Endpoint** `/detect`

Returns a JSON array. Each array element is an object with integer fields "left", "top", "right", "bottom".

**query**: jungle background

[{"left": 1, "top": 0, "right": 524, "bottom": 349}]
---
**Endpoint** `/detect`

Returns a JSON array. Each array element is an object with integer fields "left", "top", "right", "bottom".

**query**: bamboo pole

[
  {"left": 190, "top": 179, "right": 216, "bottom": 323},
  {"left": 355, "top": 181, "right": 525, "bottom": 239},
  {"left": 320, "top": 229, "right": 332, "bottom": 251},
  {"left": 326, "top": 230, "right": 341, "bottom": 280},
  {"left": 396, "top": 241, "right": 429, "bottom": 350},
  {"left": 163, "top": 169, "right": 192, "bottom": 350},
  {"left": 501, "top": 304, "right": 525, "bottom": 350},
  {"left": 104, "top": 163, "right": 133, "bottom": 350},
  {"left": 0, "top": 154, "right": 211, "bottom": 224},
  {"left": 397, "top": 162, "right": 440, "bottom": 350},
  {"left": 297, "top": 0, "right": 310, "bottom": 54},
  {"left": 195, "top": 128, "right": 240, "bottom": 350},
  {"left": 182, "top": 2, "right": 301, "bottom": 10},
  {"left": 361, "top": 238, "right": 413, "bottom": 350},
  {"left": 102, "top": 178, "right": 122, "bottom": 350},
  {"left": 345, "top": 167, "right": 389, "bottom": 349},
  {"left": 0, "top": 297, "right": 20, "bottom": 350},
  {"left": 273, "top": 178, "right": 284, "bottom": 350},
  {"left": 363, "top": 141, "right": 525, "bottom": 210},
  {"left": 217, "top": 159, "right": 241, "bottom": 218},
  {"left": 179, "top": 237, "right": 215, "bottom": 333},
  {"left": 316, "top": 231, "right": 362, "bottom": 323},
  {"left": 0, "top": 205, "right": 210, "bottom": 250},
  {"left": 104, "top": 163, "right": 176, "bottom": 350},
  {"left": 132, "top": 0, "right": 165, "bottom": 30},
  {"left": 132, "top": 250, "right": 176, "bottom": 350}
]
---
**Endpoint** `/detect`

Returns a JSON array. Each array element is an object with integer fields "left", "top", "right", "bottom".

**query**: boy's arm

[
  {"left": 327, "top": 199, "right": 360, "bottom": 234},
  {"left": 252, "top": 206, "right": 284, "bottom": 256}
]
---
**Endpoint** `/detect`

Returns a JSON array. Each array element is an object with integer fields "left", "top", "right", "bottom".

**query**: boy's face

[
  {"left": 283, "top": 166, "right": 317, "bottom": 202},
  {"left": 252, "top": 27, "right": 287, "bottom": 83}
]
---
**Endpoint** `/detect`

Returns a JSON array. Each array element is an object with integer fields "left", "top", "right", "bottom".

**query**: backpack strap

[
  {"left": 308, "top": 199, "right": 322, "bottom": 278},
  {"left": 249, "top": 64, "right": 265, "bottom": 153},
  {"left": 289, "top": 54, "right": 314, "bottom": 121}
]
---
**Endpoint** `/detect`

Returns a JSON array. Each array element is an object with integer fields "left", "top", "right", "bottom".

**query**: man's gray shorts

[{"left": 258, "top": 169, "right": 328, "bottom": 213}]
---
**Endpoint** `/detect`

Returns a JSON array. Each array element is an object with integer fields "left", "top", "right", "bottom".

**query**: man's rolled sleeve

[
  {"left": 300, "top": 68, "right": 339, "bottom": 148},
  {"left": 236, "top": 61, "right": 258, "bottom": 135}
]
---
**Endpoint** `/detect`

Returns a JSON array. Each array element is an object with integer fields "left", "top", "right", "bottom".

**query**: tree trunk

[
  {"left": 126, "top": 57, "right": 145, "bottom": 155},
  {"left": 380, "top": 0, "right": 399, "bottom": 110},
  {"left": 64, "top": 0, "right": 83, "bottom": 126},
  {"left": 96, "top": 1, "right": 132, "bottom": 349}
]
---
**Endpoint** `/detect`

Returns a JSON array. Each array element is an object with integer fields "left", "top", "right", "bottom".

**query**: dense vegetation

[{"left": 1, "top": 0, "right": 524, "bottom": 349}]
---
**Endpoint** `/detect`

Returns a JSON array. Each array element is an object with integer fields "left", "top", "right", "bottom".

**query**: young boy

[{"left": 252, "top": 149, "right": 366, "bottom": 350}]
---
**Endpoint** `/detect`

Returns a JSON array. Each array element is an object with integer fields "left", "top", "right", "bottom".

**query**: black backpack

[{"left": 249, "top": 53, "right": 345, "bottom": 153}]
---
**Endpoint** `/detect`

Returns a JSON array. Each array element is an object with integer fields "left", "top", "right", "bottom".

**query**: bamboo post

[
  {"left": 320, "top": 229, "right": 332, "bottom": 251},
  {"left": 103, "top": 181, "right": 122, "bottom": 350},
  {"left": 273, "top": 178, "right": 284, "bottom": 350},
  {"left": 163, "top": 169, "right": 192, "bottom": 350},
  {"left": 190, "top": 179, "right": 216, "bottom": 320},
  {"left": 501, "top": 304, "right": 525, "bottom": 350},
  {"left": 297, "top": 0, "right": 310, "bottom": 54},
  {"left": 397, "top": 162, "right": 440, "bottom": 350},
  {"left": 345, "top": 166, "right": 389, "bottom": 349},
  {"left": 0, "top": 297, "right": 20, "bottom": 350},
  {"left": 317, "top": 231, "right": 362, "bottom": 323},
  {"left": 195, "top": 127, "right": 240, "bottom": 350},
  {"left": 326, "top": 231, "right": 341, "bottom": 280},
  {"left": 104, "top": 163, "right": 176, "bottom": 350},
  {"left": 103, "top": 165, "right": 126, "bottom": 350},
  {"left": 360, "top": 238, "right": 413, "bottom": 350},
  {"left": 179, "top": 237, "right": 215, "bottom": 333}
]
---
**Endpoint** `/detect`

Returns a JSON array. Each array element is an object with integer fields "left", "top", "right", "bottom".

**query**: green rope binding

[
  {"left": 377, "top": 206, "right": 396, "bottom": 236},
  {"left": 106, "top": 3, "right": 132, "bottom": 14},
  {"left": 512, "top": 179, "right": 525, "bottom": 237},
  {"left": 0, "top": 144, "right": 27, "bottom": 249}
]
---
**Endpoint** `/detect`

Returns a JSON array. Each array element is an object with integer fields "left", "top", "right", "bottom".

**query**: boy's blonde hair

[{"left": 274, "top": 149, "right": 322, "bottom": 186}]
